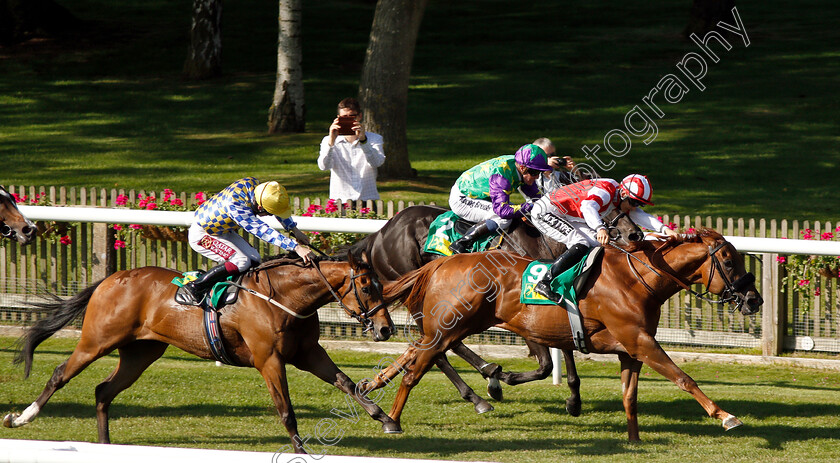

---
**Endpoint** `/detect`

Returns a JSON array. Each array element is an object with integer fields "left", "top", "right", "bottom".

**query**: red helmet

[{"left": 619, "top": 174, "right": 654, "bottom": 206}]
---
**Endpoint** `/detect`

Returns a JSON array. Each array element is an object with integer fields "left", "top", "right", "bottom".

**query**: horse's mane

[{"left": 251, "top": 246, "right": 368, "bottom": 274}]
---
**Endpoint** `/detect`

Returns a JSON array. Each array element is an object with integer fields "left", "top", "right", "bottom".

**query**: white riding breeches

[
  {"left": 530, "top": 196, "right": 600, "bottom": 248},
  {"left": 188, "top": 223, "right": 261, "bottom": 272}
]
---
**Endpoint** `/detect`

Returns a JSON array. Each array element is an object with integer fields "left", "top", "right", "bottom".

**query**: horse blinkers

[{"left": 708, "top": 242, "right": 763, "bottom": 316}]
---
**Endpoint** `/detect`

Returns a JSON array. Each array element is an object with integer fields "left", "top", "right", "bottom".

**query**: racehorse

[
  {"left": 3, "top": 250, "right": 401, "bottom": 452},
  {"left": 349, "top": 204, "right": 642, "bottom": 415},
  {"left": 366, "top": 230, "right": 762, "bottom": 440},
  {"left": 0, "top": 185, "right": 37, "bottom": 244}
]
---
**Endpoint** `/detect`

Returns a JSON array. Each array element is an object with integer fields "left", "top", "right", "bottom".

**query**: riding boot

[
  {"left": 176, "top": 262, "right": 239, "bottom": 306},
  {"left": 534, "top": 243, "right": 589, "bottom": 304},
  {"left": 449, "top": 221, "right": 494, "bottom": 254}
]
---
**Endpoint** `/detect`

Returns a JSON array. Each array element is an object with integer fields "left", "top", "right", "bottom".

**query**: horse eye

[
  {"left": 361, "top": 287, "right": 370, "bottom": 294},
  {"left": 724, "top": 260, "right": 734, "bottom": 270}
]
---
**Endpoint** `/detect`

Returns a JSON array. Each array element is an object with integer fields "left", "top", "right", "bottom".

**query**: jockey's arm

[
  {"left": 489, "top": 174, "right": 530, "bottom": 219},
  {"left": 229, "top": 204, "right": 298, "bottom": 252},
  {"left": 628, "top": 208, "right": 676, "bottom": 235}
]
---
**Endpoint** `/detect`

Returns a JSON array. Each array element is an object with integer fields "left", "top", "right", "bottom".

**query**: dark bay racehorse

[
  {"left": 350, "top": 204, "right": 642, "bottom": 415},
  {"left": 367, "top": 230, "right": 762, "bottom": 440},
  {"left": 0, "top": 185, "right": 37, "bottom": 243},
  {"left": 4, "top": 250, "right": 401, "bottom": 452}
]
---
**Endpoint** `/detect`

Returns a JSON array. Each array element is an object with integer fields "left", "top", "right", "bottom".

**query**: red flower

[
  {"left": 170, "top": 198, "right": 183, "bottom": 206},
  {"left": 815, "top": 288, "right": 821, "bottom": 297},
  {"left": 360, "top": 207, "right": 372, "bottom": 215},
  {"left": 114, "top": 240, "right": 127, "bottom": 250},
  {"left": 666, "top": 222, "right": 677, "bottom": 230},
  {"left": 798, "top": 279, "right": 810, "bottom": 287},
  {"left": 113, "top": 224, "right": 123, "bottom": 231},
  {"left": 145, "top": 202, "right": 157, "bottom": 210},
  {"left": 821, "top": 232, "right": 834, "bottom": 240},
  {"left": 59, "top": 235, "right": 72, "bottom": 245},
  {"left": 776, "top": 256, "right": 786, "bottom": 264},
  {"left": 115, "top": 194, "right": 129, "bottom": 206},
  {"left": 129, "top": 224, "right": 143, "bottom": 230}
]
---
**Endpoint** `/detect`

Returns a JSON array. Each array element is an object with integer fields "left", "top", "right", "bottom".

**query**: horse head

[
  {"left": 345, "top": 248, "right": 395, "bottom": 341},
  {"left": 602, "top": 207, "right": 643, "bottom": 247},
  {"left": 696, "top": 231, "right": 763, "bottom": 315},
  {"left": 0, "top": 186, "right": 37, "bottom": 244}
]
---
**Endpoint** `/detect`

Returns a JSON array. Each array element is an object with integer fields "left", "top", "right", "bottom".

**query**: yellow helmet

[{"left": 254, "top": 181, "right": 292, "bottom": 219}]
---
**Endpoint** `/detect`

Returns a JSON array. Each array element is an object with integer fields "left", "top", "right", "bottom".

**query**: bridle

[
  {"left": 615, "top": 238, "right": 756, "bottom": 313},
  {"left": 313, "top": 261, "right": 388, "bottom": 333}
]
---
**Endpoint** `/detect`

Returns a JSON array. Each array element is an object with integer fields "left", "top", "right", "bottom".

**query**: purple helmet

[{"left": 514, "top": 144, "right": 551, "bottom": 171}]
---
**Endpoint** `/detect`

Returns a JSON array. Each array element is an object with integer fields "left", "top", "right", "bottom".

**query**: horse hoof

[
  {"left": 565, "top": 398, "right": 582, "bottom": 417},
  {"left": 487, "top": 378, "right": 503, "bottom": 401},
  {"left": 722, "top": 415, "right": 743, "bottom": 431},
  {"left": 382, "top": 422, "right": 403, "bottom": 434},
  {"left": 3, "top": 413, "right": 18, "bottom": 428},
  {"left": 474, "top": 401, "right": 494, "bottom": 414}
]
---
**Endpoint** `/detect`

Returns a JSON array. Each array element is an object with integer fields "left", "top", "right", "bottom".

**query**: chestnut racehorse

[
  {"left": 0, "top": 185, "right": 37, "bottom": 243},
  {"left": 366, "top": 230, "right": 762, "bottom": 440},
  {"left": 4, "top": 251, "right": 401, "bottom": 452},
  {"left": 351, "top": 204, "right": 642, "bottom": 415}
]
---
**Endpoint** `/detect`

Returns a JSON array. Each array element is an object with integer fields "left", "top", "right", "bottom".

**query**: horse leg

[
  {"left": 4, "top": 337, "right": 112, "bottom": 429},
  {"left": 433, "top": 354, "right": 493, "bottom": 414},
  {"left": 293, "top": 343, "right": 402, "bottom": 435},
  {"left": 257, "top": 355, "right": 306, "bottom": 453},
  {"left": 357, "top": 345, "right": 417, "bottom": 394},
  {"left": 629, "top": 333, "right": 742, "bottom": 431},
  {"left": 562, "top": 349, "right": 582, "bottom": 417},
  {"left": 94, "top": 341, "right": 168, "bottom": 444},
  {"left": 388, "top": 346, "right": 441, "bottom": 430},
  {"left": 618, "top": 352, "right": 643, "bottom": 441},
  {"left": 448, "top": 341, "right": 504, "bottom": 401}
]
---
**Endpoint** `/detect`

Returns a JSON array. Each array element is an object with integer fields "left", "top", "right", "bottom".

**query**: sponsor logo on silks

[{"left": 199, "top": 235, "right": 235, "bottom": 260}]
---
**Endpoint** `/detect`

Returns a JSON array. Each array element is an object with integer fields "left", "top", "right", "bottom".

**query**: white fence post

[{"left": 761, "top": 252, "right": 785, "bottom": 356}]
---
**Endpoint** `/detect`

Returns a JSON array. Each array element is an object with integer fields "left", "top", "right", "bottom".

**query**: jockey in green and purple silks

[{"left": 447, "top": 144, "right": 552, "bottom": 253}]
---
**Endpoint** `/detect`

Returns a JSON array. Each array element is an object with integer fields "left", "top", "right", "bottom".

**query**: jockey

[
  {"left": 177, "top": 177, "right": 313, "bottom": 306},
  {"left": 448, "top": 144, "right": 552, "bottom": 254},
  {"left": 530, "top": 174, "right": 678, "bottom": 303}
]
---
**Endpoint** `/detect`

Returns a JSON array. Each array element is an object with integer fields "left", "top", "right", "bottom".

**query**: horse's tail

[
  {"left": 383, "top": 258, "right": 448, "bottom": 315},
  {"left": 14, "top": 280, "right": 104, "bottom": 378}
]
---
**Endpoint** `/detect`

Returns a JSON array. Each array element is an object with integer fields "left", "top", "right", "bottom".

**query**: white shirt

[{"left": 318, "top": 132, "right": 386, "bottom": 201}]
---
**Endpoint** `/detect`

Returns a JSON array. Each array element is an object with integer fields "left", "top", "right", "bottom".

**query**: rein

[
  {"left": 227, "top": 281, "right": 316, "bottom": 319},
  {"left": 612, "top": 238, "right": 754, "bottom": 312}
]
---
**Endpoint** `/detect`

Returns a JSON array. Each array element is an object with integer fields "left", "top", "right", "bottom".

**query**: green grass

[
  {"left": 2, "top": 336, "right": 840, "bottom": 462},
  {"left": 1, "top": 0, "right": 838, "bottom": 221}
]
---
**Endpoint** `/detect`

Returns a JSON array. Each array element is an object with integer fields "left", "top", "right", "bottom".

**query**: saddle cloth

[{"left": 423, "top": 210, "right": 501, "bottom": 256}]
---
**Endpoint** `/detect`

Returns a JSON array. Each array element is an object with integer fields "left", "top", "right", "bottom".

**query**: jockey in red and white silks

[
  {"left": 531, "top": 175, "right": 674, "bottom": 248},
  {"left": 530, "top": 174, "right": 677, "bottom": 303}
]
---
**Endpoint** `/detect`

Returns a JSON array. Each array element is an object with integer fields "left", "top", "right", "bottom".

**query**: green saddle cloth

[
  {"left": 423, "top": 211, "right": 498, "bottom": 256},
  {"left": 172, "top": 271, "right": 233, "bottom": 309},
  {"left": 520, "top": 249, "right": 594, "bottom": 305}
]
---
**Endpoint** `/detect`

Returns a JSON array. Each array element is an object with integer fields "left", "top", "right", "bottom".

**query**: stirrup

[
  {"left": 175, "top": 284, "right": 205, "bottom": 306},
  {"left": 534, "top": 281, "right": 563, "bottom": 305}
]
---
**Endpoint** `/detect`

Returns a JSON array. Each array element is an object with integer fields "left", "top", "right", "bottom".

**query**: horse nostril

[
  {"left": 628, "top": 232, "right": 642, "bottom": 242},
  {"left": 22, "top": 226, "right": 35, "bottom": 236}
]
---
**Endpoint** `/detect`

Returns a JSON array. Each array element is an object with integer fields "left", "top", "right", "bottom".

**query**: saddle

[
  {"left": 424, "top": 211, "right": 504, "bottom": 256},
  {"left": 171, "top": 272, "right": 246, "bottom": 366}
]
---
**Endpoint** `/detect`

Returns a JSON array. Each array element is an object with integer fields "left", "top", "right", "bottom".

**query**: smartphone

[{"left": 337, "top": 115, "right": 356, "bottom": 135}]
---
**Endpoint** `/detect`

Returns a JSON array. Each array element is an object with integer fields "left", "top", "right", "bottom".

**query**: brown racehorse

[
  {"left": 364, "top": 230, "right": 762, "bottom": 441},
  {"left": 4, "top": 250, "right": 401, "bottom": 452},
  {"left": 350, "top": 204, "right": 642, "bottom": 415},
  {"left": 0, "top": 186, "right": 37, "bottom": 243}
]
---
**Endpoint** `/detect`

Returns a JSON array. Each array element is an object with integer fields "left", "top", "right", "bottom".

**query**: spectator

[
  {"left": 317, "top": 97, "right": 386, "bottom": 203},
  {"left": 532, "top": 137, "right": 590, "bottom": 194}
]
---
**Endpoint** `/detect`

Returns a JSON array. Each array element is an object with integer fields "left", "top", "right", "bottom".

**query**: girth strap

[{"left": 203, "top": 308, "right": 238, "bottom": 366}]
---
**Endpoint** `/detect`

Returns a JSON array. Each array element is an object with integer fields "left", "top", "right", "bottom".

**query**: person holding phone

[
  {"left": 532, "top": 137, "right": 590, "bottom": 194},
  {"left": 317, "top": 97, "right": 385, "bottom": 204}
]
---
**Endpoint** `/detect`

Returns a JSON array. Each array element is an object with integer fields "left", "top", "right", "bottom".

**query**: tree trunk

[
  {"left": 683, "top": 0, "right": 736, "bottom": 38},
  {"left": 0, "top": 0, "right": 80, "bottom": 45},
  {"left": 358, "top": 0, "right": 429, "bottom": 179},
  {"left": 268, "top": 0, "right": 305, "bottom": 134},
  {"left": 183, "top": 0, "right": 222, "bottom": 80}
]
